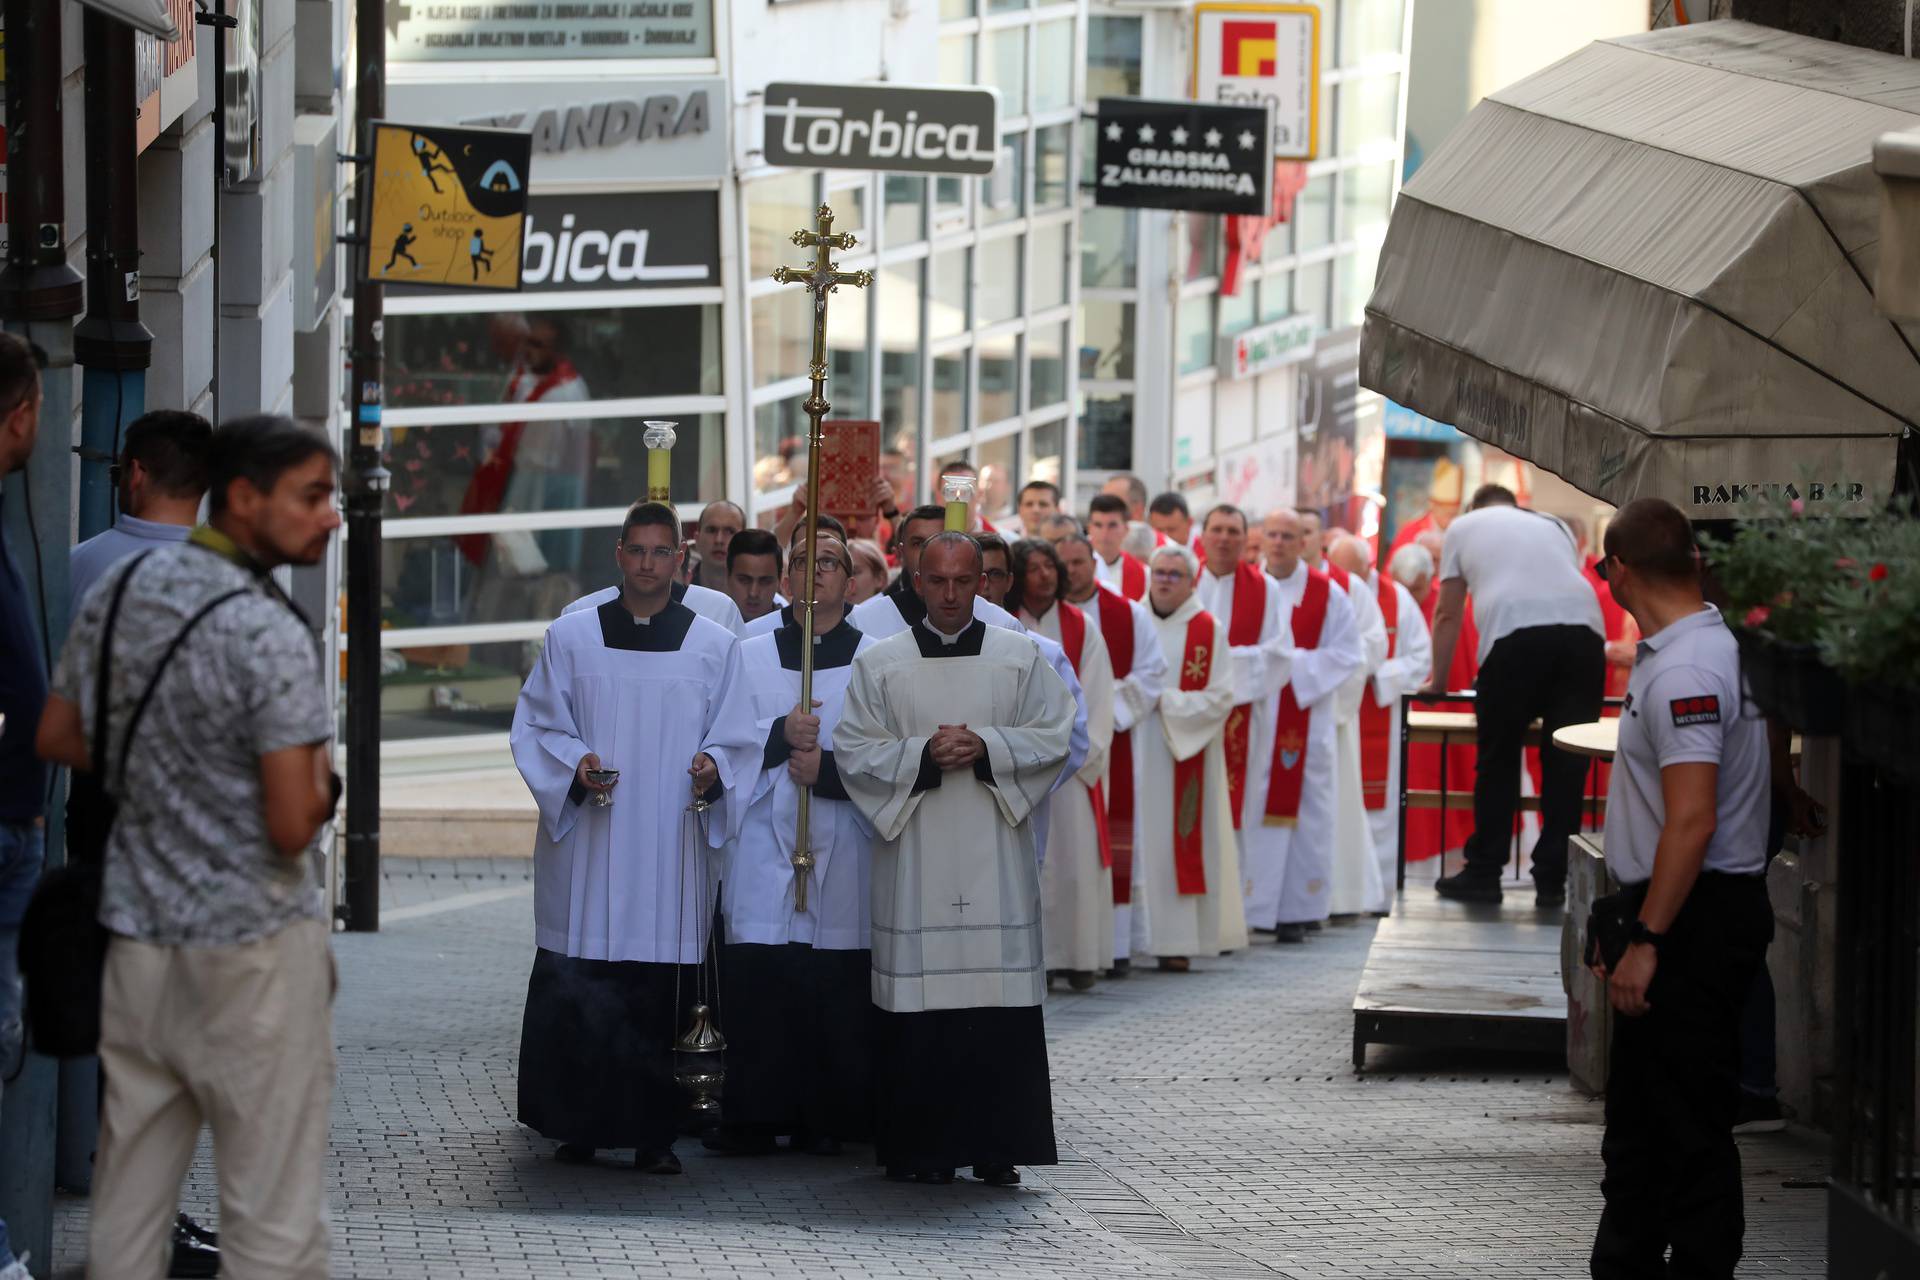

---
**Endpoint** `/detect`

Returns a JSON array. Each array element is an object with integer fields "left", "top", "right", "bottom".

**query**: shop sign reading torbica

[{"left": 763, "top": 83, "right": 1001, "bottom": 176}]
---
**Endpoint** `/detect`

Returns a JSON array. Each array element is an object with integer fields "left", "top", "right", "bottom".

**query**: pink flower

[
  {"left": 1835, "top": 557, "right": 1858, "bottom": 572},
  {"left": 1744, "top": 606, "right": 1771, "bottom": 628},
  {"left": 1790, "top": 499, "right": 1805, "bottom": 515},
  {"left": 1870, "top": 562, "right": 1889, "bottom": 582}
]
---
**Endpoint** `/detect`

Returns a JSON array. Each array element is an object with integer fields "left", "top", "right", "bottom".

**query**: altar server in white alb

[
  {"left": 1262, "top": 510, "right": 1364, "bottom": 939},
  {"left": 561, "top": 499, "right": 746, "bottom": 634},
  {"left": 510, "top": 501, "right": 760, "bottom": 1175},
  {"left": 1133, "top": 544, "right": 1246, "bottom": 970},
  {"left": 705, "top": 530, "right": 875, "bottom": 1155},
  {"left": 1190, "top": 506, "right": 1291, "bottom": 935},
  {"left": 835, "top": 533, "right": 1077, "bottom": 1187},
  {"left": 1323, "top": 536, "right": 1389, "bottom": 918},
  {"left": 1361, "top": 543, "right": 1433, "bottom": 912},
  {"left": 849, "top": 504, "right": 1024, "bottom": 639},
  {"left": 739, "top": 515, "right": 852, "bottom": 640},
  {"left": 1007, "top": 538, "right": 1116, "bottom": 992}
]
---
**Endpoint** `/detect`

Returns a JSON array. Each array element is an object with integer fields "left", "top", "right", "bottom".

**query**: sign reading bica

[
  {"left": 1193, "top": 2, "right": 1321, "bottom": 161},
  {"left": 1094, "top": 97, "right": 1273, "bottom": 216},
  {"left": 764, "top": 83, "right": 1000, "bottom": 176},
  {"left": 1220, "top": 313, "right": 1316, "bottom": 380}
]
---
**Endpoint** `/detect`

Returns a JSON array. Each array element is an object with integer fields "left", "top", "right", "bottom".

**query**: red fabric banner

[
  {"left": 1221, "top": 562, "right": 1268, "bottom": 828},
  {"left": 1264, "top": 569, "right": 1331, "bottom": 826},
  {"left": 1360, "top": 574, "right": 1398, "bottom": 811},
  {"left": 1174, "top": 611, "right": 1216, "bottom": 895}
]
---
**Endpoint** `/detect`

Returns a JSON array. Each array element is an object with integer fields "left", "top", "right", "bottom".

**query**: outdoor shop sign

[
  {"left": 1219, "top": 313, "right": 1315, "bottom": 379},
  {"left": 1193, "top": 2, "right": 1321, "bottom": 161},
  {"left": 1094, "top": 97, "right": 1273, "bottom": 216},
  {"left": 763, "top": 83, "right": 1000, "bottom": 177},
  {"left": 364, "top": 122, "right": 533, "bottom": 291},
  {"left": 385, "top": 0, "right": 713, "bottom": 61},
  {"left": 385, "top": 78, "right": 729, "bottom": 184}
]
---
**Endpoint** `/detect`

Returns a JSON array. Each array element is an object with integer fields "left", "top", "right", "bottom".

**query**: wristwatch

[{"left": 1629, "top": 921, "right": 1666, "bottom": 951}]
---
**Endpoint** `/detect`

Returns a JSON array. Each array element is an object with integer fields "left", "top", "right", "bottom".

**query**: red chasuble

[
  {"left": 1359, "top": 574, "right": 1398, "bottom": 810},
  {"left": 1219, "top": 562, "right": 1269, "bottom": 829},
  {"left": 1174, "top": 612, "right": 1216, "bottom": 894},
  {"left": 1056, "top": 602, "right": 1113, "bottom": 868},
  {"left": 1094, "top": 587, "right": 1138, "bottom": 901},
  {"left": 1263, "top": 568, "right": 1332, "bottom": 826}
]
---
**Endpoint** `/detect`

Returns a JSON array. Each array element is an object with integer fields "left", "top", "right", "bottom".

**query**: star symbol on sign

[
  {"left": 1204, "top": 128, "right": 1223, "bottom": 148},
  {"left": 1238, "top": 130, "right": 1256, "bottom": 150},
  {"left": 1171, "top": 126, "right": 1189, "bottom": 145},
  {"left": 1105, "top": 122, "right": 1122, "bottom": 142},
  {"left": 1137, "top": 124, "right": 1156, "bottom": 143}
]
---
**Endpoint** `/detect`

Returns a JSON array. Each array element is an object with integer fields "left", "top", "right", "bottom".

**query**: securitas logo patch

[{"left": 1670, "top": 695, "right": 1721, "bottom": 727}]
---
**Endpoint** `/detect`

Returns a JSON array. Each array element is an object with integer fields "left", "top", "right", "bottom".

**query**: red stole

[
  {"left": 1360, "top": 576, "right": 1398, "bottom": 811},
  {"left": 1118, "top": 552, "right": 1147, "bottom": 602},
  {"left": 457, "top": 358, "right": 580, "bottom": 565},
  {"left": 1094, "top": 588, "right": 1137, "bottom": 902},
  {"left": 1264, "top": 569, "right": 1332, "bottom": 826},
  {"left": 1218, "top": 562, "right": 1268, "bottom": 829},
  {"left": 1324, "top": 560, "right": 1350, "bottom": 591},
  {"left": 1056, "top": 603, "right": 1113, "bottom": 869},
  {"left": 1174, "top": 611, "right": 1215, "bottom": 894}
]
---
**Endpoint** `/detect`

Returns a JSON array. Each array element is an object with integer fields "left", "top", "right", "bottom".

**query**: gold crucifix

[{"left": 773, "top": 203, "right": 871, "bottom": 914}]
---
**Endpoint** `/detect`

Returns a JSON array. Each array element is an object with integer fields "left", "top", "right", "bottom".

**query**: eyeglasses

[
  {"left": 793, "top": 557, "right": 847, "bottom": 575},
  {"left": 980, "top": 568, "right": 1011, "bottom": 582}
]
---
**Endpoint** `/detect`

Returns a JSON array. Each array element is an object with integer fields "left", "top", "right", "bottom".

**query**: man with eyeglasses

[
  {"left": 560, "top": 510, "right": 744, "bottom": 635},
  {"left": 704, "top": 530, "right": 877, "bottom": 1157},
  {"left": 510, "top": 500, "right": 761, "bottom": 1175}
]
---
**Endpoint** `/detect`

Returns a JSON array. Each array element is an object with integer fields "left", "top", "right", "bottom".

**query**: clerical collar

[
  {"left": 776, "top": 616, "right": 862, "bottom": 671},
  {"left": 913, "top": 616, "right": 986, "bottom": 658},
  {"left": 597, "top": 598, "right": 695, "bottom": 652}
]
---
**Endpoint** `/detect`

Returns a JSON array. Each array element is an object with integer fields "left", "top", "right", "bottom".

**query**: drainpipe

[{"left": 0, "top": 0, "right": 86, "bottom": 1267}]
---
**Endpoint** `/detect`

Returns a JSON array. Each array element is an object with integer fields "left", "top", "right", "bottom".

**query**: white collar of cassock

[{"left": 920, "top": 617, "right": 969, "bottom": 646}]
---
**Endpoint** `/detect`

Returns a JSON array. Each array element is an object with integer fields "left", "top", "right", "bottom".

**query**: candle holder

[
  {"left": 642, "top": 419, "right": 677, "bottom": 504},
  {"left": 942, "top": 473, "right": 976, "bottom": 532}
]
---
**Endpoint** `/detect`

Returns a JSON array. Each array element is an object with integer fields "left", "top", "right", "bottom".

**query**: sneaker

[
  {"left": 1434, "top": 870, "right": 1504, "bottom": 903},
  {"left": 1733, "top": 1093, "right": 1787, "bottom": 1134}
]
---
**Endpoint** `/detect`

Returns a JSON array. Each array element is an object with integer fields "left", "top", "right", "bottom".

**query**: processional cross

[{"left": 773, "top": 204, "right": 872, "bottom": 913}]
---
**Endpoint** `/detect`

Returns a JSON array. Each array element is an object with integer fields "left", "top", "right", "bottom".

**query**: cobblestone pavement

[{"left": 52, "top": 858, "right": 1827, "bottom": 1278}]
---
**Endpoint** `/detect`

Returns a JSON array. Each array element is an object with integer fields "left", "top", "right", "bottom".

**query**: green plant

[
  {"left": 1705, "top": 495, "right": 1844, "bottom": 647},
  {"left": 1816, "top": 502, "right": 1920, "bottom": 692}
]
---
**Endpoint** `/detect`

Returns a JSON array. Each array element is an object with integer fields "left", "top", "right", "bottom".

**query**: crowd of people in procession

[{"left": 0, "top": 313, "right": 1809, "bottom": 1276}]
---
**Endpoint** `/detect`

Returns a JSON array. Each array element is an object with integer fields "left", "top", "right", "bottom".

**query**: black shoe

[
  {"left": 168, "top": 1217, "right": 220, "bottom": 1279},
  {"left": 554, "top": 1143, "right": 596, "bottom": 1165},
  {"left": 1305, "top": 920, "right": 1324, "bottom": 932},
  {"left": 972, "top": 1164, "right": 1020, "bottom": 1186},
  {"left": 1733, "top": 1093, "right": 1787, "bottom": 1134},
  {"left": 923, "top": 1168, "right": 955, "bottom": 1184},
  {"left": 1534, "top": 883, "right": 1566, "bottom": 909},
  {"left": 702, "top": 1127, "right": 778, "bottom": 1155},
  {"left": 1274, "top": 923, "right": 1307, "bottom": 943},
  {"left": 1329, "top": 913, "right": 1359, "bottom": 925},
  {"left": 1104, "top": 958, "right": 1131, "bottom": 979},
  {"left": 1250, "top": 925, "right": 1277, "bottom": 936},
  {"left": 1434, "top": 870, "right": 1504, "bottom": 903},
  {"left": 1067, "top": 970, "right": 1097, "bottom": 991},
  {"left": 636, "top": 1148, "right": 683, "bottom": 1175}
]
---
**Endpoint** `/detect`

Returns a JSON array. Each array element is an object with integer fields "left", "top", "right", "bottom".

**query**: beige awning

[{"left": 1360, "top": 20, "right": 1918, "bottom": 517}]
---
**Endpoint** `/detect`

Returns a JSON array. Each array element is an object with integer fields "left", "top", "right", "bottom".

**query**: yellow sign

[{"left": 364, "top": 121, "right": 531, "bottom": 291}]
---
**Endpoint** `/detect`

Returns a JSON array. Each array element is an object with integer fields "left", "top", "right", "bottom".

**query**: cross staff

[{"left": 773, "top": 203, "right": 872, "bottom": 913}]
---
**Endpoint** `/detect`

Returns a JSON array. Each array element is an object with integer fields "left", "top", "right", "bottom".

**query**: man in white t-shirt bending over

[{"left": 1419, "top": 484, "right": 1603, "bottom": 908}]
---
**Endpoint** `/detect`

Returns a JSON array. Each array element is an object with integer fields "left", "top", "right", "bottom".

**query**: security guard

[{"left": 1587, "top": 497, "right": 1774, "bottom": 1280}]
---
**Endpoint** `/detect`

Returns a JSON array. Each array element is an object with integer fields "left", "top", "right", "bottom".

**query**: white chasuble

[
  {"left": 1135, "top": 597, "right": 1247, "bottom": 959},
  {"left": 836, "top": 620, "right": 1078, "bottom": 1013},
  {"left": 1328, "top": 571, "right": 1387, "bottom": 916},
  {"left": 1023, "top": 603, "right": 1117, "bottom": 975},
  {"left": 1367, "top": 577, "right": 1431, "bottom": 911},
  {"left": 511, "top": 599, "right": 760, "bottom": 963},
  {"left": 564, "top": 580, "right": 745, "bottom": 635},
  {"left": 711, "top": 620, "right": 874, "bottom": 949},
  {"left": 1261, "top": 560, "right": 1365, "bottom": 928}
]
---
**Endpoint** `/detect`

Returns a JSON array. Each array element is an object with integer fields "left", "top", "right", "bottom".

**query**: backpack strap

[
  {"left": 115, "top": 588, "right": 250, "bottom": 788},
  {"left": 91, "top": 552, "right": 154, "bottom": 776}
]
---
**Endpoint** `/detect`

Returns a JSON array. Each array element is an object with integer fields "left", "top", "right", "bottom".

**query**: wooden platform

[{"left": 1352, "top": 885, "right": 1568, "bottom": 1070}]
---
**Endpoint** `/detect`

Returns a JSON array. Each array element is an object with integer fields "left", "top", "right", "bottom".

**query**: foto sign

[
  {"left": 1193, "top": 2, "right": 1321, "bottom": 160},
  {"left": 364, "top": 122, "right": 532, "bottom": 291},
  {"left": 764, "top": 82, "right": 1000, "bottom": 176},
  {"left": 1094, "top": 97, "right": 1273, "bottom": 216},
  {"left": 1221, "top": 313, "right": 1315, "bottom": 380}
]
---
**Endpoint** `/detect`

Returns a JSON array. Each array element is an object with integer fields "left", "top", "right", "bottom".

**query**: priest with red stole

[
  {"left": 1087, "top": 493, "right": 1149, "bottom": 602},
  {"left": 1057, "top": 531, "right": 1167, "bottom": 975},
  {"left": 1263, "top": 510, "right": 1365, "bottom": 940},
  {"left": 1190, "top": 506, "right": 1291, "bottom": 937}
]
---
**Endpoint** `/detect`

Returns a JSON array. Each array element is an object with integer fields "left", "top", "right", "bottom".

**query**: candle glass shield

[
  {"left": 942, "top": 473, "right": 976, "bottom": 531},
  {"left": 643, "top": 420, "right": 677, "bottom": 503}
]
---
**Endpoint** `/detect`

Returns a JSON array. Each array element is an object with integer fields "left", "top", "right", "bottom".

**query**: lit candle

[
  {"left": 642, "top": 420, "right": 677, "bottom": 504},
  {"left": 942, "top": 473, "right": 976, "bottom": 532}
]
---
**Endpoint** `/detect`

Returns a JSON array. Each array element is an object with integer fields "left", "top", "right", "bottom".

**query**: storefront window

[
  {"left": 1185, "top": 215, "right": 1219, "bottom": 282},
  {"left": 981, "top": 134, "right": 1026, "bottom": 226},
  {"left": 879, "top": 260, "right": 923, "bottom": 440},
  {"left": 387, "top": 305, "right": 722, "bottom": 408},
  {"left": 826, "top": 181, "right": 868, "bottom": 242},
  {"left": 986, "top": 0, "right": 1027, "bottom": 10},
  {"left": 1079, "top": 299, "right": 1135, "bottom": 380},
  {"left": 1034, "top": 123, "right": 1072, "bottom": 209},
  {"left": 884, "top": 176, "right": 925, "bottom": 247},
  {"left": 1034, "top": 19, "right": 1075, "bottom": 112},
  {"left": 986, "top": 27, "right": 1028, "bottom": 116},
  {"left": 977, "top": 433, "right": 1020, "bottom": 521},
  {"left": 1077, "top": 392, "right": 1133, "bottom": 470},
  {"left": 829, "top": 289, "right": 873, "bottom": 419},
  {"left": 978, "top": 235, "right": 1021, "bottom": 325},
  {"left": 940, "top": 0, "right": 974, "bottom": 18},
  {"left": 1263, "top": 217, "right": 1295, "bottom": 264},
  {"left": 751, "top": 289, "right": 811, "bottom": 388},
  {"left": 1087, "top": 15, "right": 1142, "bottom": 99},
  {"left": 1295, "top": 174, "right": 1336, "bottom": 253},
  {"left": 932, "top": 349, "right": 969, "bottom": 439},
  {"left": 1030, "top": 221, "right": 1069, "bottom": 311},
  {"left": 381, "top": 637, "right": 567, "bottom": 741},
  {"left": 1080, "top": 206, "right": 1136, "bottom": 289},
  {"left": 1341, "top": 0, "right": 1408, "bottom": 64},
  {"left": 1341, "top": 161, "right": 1396, "bottom": 240},
  {"left": 940, "top": 33, "right": 976, "bottom": 85},
  {"left": 979, "top": 332, "right": 1019, "bottom": 424},
  {"left": 749, "top": 172, "right": 817, "bottom": 282},
  {"left": 1219, "top": 284, "right": 1255, "bottom": 338},
  {"left": 1029, "top": 419, "right": 1065, "bottom": 486},
  {"left": 934, "top": 174, "right": 971, "bottom": 233},
  {"left": 1336, "top": 247, "right": 1382, "bottom": 331},
  {"left": 1259, "top": 269, "right": 1294, "bottom": 323},
  {"left": 930, "top": 248, "right": 970, "bottom": 339},
  {"left": 1029, "top": 321, "right": 1068, "bottom": 410},
  {"left": 1337, "top": 74, "right": 1402, "bottom": 152},
  {"left": 1178, "top": 294, "right": 1215, "bottom": 374},
  {"left": 1296, "top": 259, "right": 1332, "bottom": 332},
  {"left": 755, "top": 396, "right": 809, "bottom": 492}
]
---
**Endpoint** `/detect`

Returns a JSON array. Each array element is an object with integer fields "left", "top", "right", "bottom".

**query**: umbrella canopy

[{"left": 1360, "top": 20, "right": 1919, "bottom": 517}]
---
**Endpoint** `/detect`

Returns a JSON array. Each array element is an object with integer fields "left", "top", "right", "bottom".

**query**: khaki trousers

[{"left": 89, "top": 918, "right": 335, "bottom": 1280}]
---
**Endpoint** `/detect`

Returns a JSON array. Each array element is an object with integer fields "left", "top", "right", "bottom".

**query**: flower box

[
  {"left": 1844, "top": 683, "right": 1920, "bottom": 784},
  {"left": 1736, "top": 628, "right": 1847, "bottom": 736}
]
